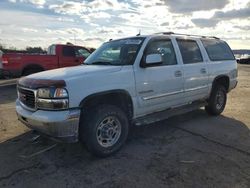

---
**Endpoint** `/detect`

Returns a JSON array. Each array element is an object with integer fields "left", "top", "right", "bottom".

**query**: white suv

[{"left": 16, "top": 32, "right": 238, "bottom": 157}]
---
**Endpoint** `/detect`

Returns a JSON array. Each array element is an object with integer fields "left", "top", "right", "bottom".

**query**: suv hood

[{"left": 27, "top": 65, "right": 122, "bottom": 80}]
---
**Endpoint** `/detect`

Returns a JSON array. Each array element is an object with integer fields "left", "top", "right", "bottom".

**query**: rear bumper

[
  {"left": 16, "top": 100, "right": 80, "bottom": 143},
  {"left": 229, "top": 78, "right": 238, "bottom": 92}
]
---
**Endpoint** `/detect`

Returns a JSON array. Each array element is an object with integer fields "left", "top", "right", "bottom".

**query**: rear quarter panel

[
  {"left": 207, "top": 60, "right": 237, "bottom": 92},
  {"left": 197, "top": 39, "right": 237, "bottom": 94},
  {"left": 3, "top": 54, "right": 58, "bottom": 76}
]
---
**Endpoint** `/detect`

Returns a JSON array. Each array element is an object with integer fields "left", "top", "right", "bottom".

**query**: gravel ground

[{"left": 0, "top": 64, "right": 249, "bottom": 188}]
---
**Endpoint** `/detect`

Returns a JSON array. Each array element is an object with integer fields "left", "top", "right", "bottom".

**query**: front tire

[
  {"left": 80, "top": 105, "right": 129, "bottom": 157},
  {"left": 205, "top": 84, "right": 227, "bottom": 116},
  {"left": 0, "top": 69, "right": 12, "bottom": 79}
]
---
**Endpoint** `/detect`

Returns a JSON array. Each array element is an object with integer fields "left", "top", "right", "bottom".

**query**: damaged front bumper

[{"left": 16, "top": 100, "right": 80, "bottom": 143}]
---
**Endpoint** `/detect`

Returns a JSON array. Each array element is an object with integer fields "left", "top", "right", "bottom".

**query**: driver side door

[{"left": 134, "top": 37, "right": 185, "bottom": 116}]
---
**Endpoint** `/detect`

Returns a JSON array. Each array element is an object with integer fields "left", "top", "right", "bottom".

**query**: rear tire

[
  {"left": 79, "top": 104, "right": 129, "bottom": 157},
  {"left": 22, "top": 67, "right": 43, "bottom": 76},
  {"left": 205, "top": 84, "right": 227, "bottom": 116},
  {"left": 0, "top": 69, "right": 12, "bottom": 79}
]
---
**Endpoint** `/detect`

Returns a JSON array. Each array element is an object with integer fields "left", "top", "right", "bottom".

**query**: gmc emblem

[{"left": 20, "top": 93, "right": 26, "bottom": 101}]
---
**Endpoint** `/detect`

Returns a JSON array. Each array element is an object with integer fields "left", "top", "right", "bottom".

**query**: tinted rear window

[
  {"left": 47, "top": 45, "right": 56, "bottom": 55},
  {"left": 63, "top": 46, "right": 75, "bottom": 57},
  {"left": 177, "top": 39, "right": 203, "bottom": 64},
  {"left": 201, "top": 39, "right": 235, "bottom": 61}
]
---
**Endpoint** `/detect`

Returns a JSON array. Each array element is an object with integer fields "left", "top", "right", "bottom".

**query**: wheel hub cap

[
  {"left": 216, "top": 90, "right": 225, "bottom": 110},
  {"left": 96, "top": 116, "right": 121, "bottom": 148}
]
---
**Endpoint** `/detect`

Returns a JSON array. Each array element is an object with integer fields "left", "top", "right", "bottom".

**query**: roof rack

[{"left": 154, "top": 32, "right": 220, "bottom": 40}]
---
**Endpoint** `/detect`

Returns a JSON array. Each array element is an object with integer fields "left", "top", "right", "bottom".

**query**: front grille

[{"left": 18, "top": 87, "right": 35, "bottom": 109}]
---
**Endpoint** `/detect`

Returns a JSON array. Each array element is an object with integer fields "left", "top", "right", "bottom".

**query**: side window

[
  {"left": 145, "top": 39, "right": 177, "bottom": 66},
  {"left": 201, "top": 39, "right": 235, "bottom": 61},
  {"left": 62, "top": 46, "right": 75, "bottom": 57},
  {"left": 75, "top": 48, "right": 91, "bottom": 58},
  {"left": 177, "top": 39, "right": 203, "bottom": 64}
]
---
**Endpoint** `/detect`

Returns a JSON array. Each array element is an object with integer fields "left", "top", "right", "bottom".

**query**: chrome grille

[{"left": 18, "top": 87, "right": 35, "bottom": 109}]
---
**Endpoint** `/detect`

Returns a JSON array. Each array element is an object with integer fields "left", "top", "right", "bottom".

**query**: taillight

[{"left": 2, "top": 57, "right": 8, "bottom": 64}]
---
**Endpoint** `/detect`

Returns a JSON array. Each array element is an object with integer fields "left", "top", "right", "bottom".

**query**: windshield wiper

[
  {"left": 85, "top": 61, "right": 125, "bottom": 66},
  {"left": 90, "top": 61, "right": 114, "bottom": 65}
]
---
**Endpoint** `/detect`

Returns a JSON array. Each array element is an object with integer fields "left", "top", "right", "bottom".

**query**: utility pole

[{"left": 74, "top": 33, "right": 76, "bottom": 45}]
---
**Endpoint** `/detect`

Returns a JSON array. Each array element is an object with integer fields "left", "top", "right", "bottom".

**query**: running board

[{"left": 133, "top": 101, "right": 207, "bottom": 126}]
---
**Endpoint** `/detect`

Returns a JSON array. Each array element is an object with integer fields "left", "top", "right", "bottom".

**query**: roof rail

[
  {"left": 154, "top": 32, "right": 175, "bottom": 35},
  {"left": 154, "top": 32, "right": 220, "bottom": 39}
]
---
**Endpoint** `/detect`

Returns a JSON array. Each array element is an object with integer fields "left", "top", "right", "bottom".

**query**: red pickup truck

[{"left": 0, "top": 44, "right": 91, "bottom": 77}]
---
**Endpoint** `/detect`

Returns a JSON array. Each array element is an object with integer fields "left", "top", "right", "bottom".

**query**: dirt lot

[{"left": 0, "top": 64, "right": 249, "bottom": 188}]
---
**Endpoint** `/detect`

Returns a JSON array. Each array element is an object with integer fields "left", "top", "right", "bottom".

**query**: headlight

[
  {"left": 36, "top": 88, "right": 69, "bottom": 110},
  {"left": 37, "top": 88, "right": 68, "bottom": 98}
]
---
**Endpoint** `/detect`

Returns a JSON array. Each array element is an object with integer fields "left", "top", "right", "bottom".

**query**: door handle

[
  {"left": 200, "top": 68, "right": 207, "bottom": 74},
  {"left": 175, "top": 70, "right": 182, "bottom": 77}
]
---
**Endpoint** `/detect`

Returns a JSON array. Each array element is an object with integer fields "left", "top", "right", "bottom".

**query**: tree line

[
  {"left": 0, "top": 43, "right": 46, "bottom": 54},
  {"left": 0, "top": 43, "right": 95, "bottom": 54}
]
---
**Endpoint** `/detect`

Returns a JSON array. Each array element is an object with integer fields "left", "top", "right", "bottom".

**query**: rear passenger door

[{"left": 176, "top": 39, "right": 209, "bottom": 102}]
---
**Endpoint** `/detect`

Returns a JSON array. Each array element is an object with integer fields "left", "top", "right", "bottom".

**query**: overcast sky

[{"left": 0, "top": 0, "right": 249, "bottom": 49}]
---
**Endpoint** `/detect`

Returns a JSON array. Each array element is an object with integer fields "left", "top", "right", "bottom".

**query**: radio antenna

[{"left": 136, "top": 29, "right": 141, "bottom": 36}]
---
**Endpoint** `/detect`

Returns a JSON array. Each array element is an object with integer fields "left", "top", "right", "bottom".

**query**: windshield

[{"left": 84, "top": 37, "right": 145, "bottom": 65}]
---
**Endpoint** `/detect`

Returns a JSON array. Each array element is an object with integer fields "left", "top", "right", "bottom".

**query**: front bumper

[{"left": 16, "top": 100, "right": 80, "bottom": 143}]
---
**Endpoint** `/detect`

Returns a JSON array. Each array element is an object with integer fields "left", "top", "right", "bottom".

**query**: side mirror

[{"left": 145, "top": 54, "right": 162, "bottom": 65}]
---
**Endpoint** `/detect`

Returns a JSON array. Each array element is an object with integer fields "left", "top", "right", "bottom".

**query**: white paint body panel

[
  {"left": 24, "top": 35, "right": 237, "bottom": 120},
  {"left": 134, "top": 65, "right": 185, "bottom": 117}
]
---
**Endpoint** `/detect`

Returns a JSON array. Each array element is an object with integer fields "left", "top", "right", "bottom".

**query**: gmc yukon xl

[{"left": 16, "top": 32, "right": 238, "bottom": 157}]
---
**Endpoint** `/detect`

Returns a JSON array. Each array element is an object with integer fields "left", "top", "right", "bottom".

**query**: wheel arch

[
  {"left": 21, "top": 63, "right": 45, "bottom": 76},
  {"left": 212, "top": 75, "right": 230, "bottom": 92},
  {"left": 79, "top": 89, "right": 134, "bottom": 120}
]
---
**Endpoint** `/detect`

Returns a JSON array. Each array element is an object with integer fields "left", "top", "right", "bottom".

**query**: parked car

[
  {"left": 1, "top": 44, "right": 91, "bottom": 77},
  {"left": 0, "top": 50, "right": 11, "bottom": 79},
  {"left": 16, "top": 32, "right": 237, "bottom": 157},
  {"left": 238, "top": 54, "right": 250, "bottom": 64},
  {"left": 0, "top": 49, "right": 3, "bottom": 69}
]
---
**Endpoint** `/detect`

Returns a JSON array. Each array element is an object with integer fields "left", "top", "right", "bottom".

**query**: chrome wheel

[
  {"left": 215, "top": 89, "right": 225, "bottom": 110},
  {"left": 96, "top": 116, "right": 122, "bottom": 148}
]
